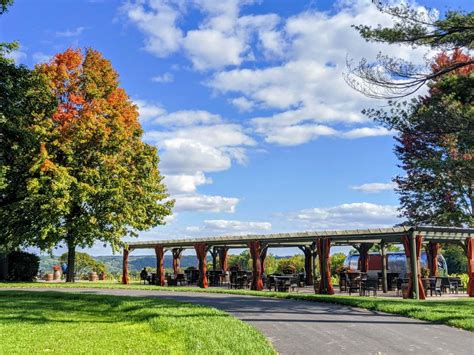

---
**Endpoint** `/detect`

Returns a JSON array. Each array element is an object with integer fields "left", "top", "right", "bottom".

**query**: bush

[{"left": 8, "top": 251, "right": 40, "bottom": 281}]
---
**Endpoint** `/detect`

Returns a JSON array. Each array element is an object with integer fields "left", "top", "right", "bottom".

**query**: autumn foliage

[{"left": 1, "top": 48, "right": 173, "bottom": 282}]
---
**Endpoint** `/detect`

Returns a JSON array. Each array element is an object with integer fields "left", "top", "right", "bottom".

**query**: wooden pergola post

[
  {"left": 380, "top": 241, "right": 388, "bottom": 293},
  {"left": 260, "top": 244, "right": 268, "bottom": 275},
  {"left": 315, "top": 238, "right": 334, "bottom": 295},
  {"left": 298, "top": 245, "right": 313, "bottom": 285},
  {"left": 248, "top": 241, "right": 264, "bottom": 290},
  {"left": 122, "top": 248, "right": 130, "bottom": 284},
  {"left": 154, "top": 245, "right": 165, "bottom": 286},
  {"left": 210, "top": 247, "right": 218, "bottom": 271},
  {"left": 354, "top": 243, "right": 373, "bottom": 273},
  {"left": 426, "top": 242, "right": 440, "bottom": 277},
  {"left": 402, "top": 233, "right": 425, "bottom": 300},
  {"left": 172, "top": 248, "right": 183, "bottom": 275},
  {"left": 219, "top": 247, "right": 229, "bottom": 273},
  {"left": 465, "top": 237, "right": 474, "bottom": 297},
  {"left": 194, "top": 243, "right": 208, "bottom": 288}
]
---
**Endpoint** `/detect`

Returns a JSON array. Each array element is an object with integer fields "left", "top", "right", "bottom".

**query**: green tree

[
  {"left": 1, "top": 48, "right": 174, "bottom": 282},
  {"left": 365, "top": 50, "right": 473, "bottom": 226},
  {"left": 277, "top": 255, "right": 304, "bottom": 274},
  {"left": 330, "top": 253, "right": 347, "bottom": 276},
  {"left": 347, "top": 3, "right": 474, "bottom": 98},
  {"left": 442, "top": 245, "right": 467, "bottom": 274},
  {"left": 59, "top": 252, "right": 106, "bottom": 278}
]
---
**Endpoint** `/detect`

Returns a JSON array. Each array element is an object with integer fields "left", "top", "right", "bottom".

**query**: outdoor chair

[
  {"left": 361, "top": 279, "right": 377, "bottom": 297},
  {"left": 339, "top": 273, "right": 348, "bottom": 292},
  {"left": 290, "top": 276, "right": 299, "bottom": 292},
  {"left": 348, "top": 279, "right": 361, "bottom": 296},
  {"left": 396, "top": 278, "right": 404, "bottom": 296},
  {"left": 267, "top": 275, "right": 276, "bottom": 291},
  {"left": 442, "top": 277, "right": 458, "bottom": 294},
  {"left": 429, "top": 278, "right": 442, "bottom": 296},
  {"left": 176, "top": 273, "right": 187, "bottom": 286}
]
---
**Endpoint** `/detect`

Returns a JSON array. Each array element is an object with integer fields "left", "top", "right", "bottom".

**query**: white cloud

[
  {"left": 263, "top": 124, "right": 337, "bottom": 146},
  {"left": 122, "top": 0, "right": 184, "bottom": 57},
  {"left": 291, "top": 202, "right": 399, "bottom": 230},
  {"left": 230, "top": 96, "right": 254, "bottom": 112},
  {"left": 206, "top": 1, "right": 429, "bottom": 145},
  {"left": 164, "top": 172, "right": 212, "bottom": 194},
  {"left": 134, "top": 99, "right": 166, "bottom": 122},
  {"left": 183, "top": 29, "right": 246, "bottom": 70},
  {"left": 32, "top": 52, "right": 51, "bottom": 64},
  {"left": 351, "top": 182, "right": 396, "bottom": 193},
  {"left": 6, "top": 48, "right": 26, "bottom": 64},
  {"left": 154, "top": 110, "right": 222, "bottom": 126},
  {"left": 151, "top": 72, "right": 174, "bottom": 83},
  {"left": 56, "top": 26, "right": 87, "bottom": 37},
  {"left": 174, "top": 194, "right": 239, "bottom": 212},
  {"left": 342, "top": 127, "right": 392, "bottom": 139},
  {"left": 204, "top": 219, "right": 272, "bottom": 231}
]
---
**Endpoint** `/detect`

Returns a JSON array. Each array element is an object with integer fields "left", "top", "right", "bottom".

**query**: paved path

[{"left": 4, "top": 288, "right": 473, "bottom": 354}]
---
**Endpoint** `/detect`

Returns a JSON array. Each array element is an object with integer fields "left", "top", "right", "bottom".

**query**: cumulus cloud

[
  {"left": 136, "top": 99, "right": 251, "bottom": 211},
  {"left": 204, "top": 219, "right": 272, "bottom": 231},
  {"left": 122, "top": 0, "right": 184, "bottom": 57},
  {"left": 6, "top": 48, "right": 26, "bottom": 64},
  {"left": 151, "top": 72, "right": 174, "bottom": 83},
  {"left": 32, "top": 52, "right": 52, "bottom": 64},
  {"left": 290, "top": 202, "right": 399, "bottom": 229},
  {"left": 174, "top": 194, "right": 239, "bottom": 213},
  {"left": 56, "top": 26, "right": 87, "bottom": 37},
  {"left": 164, "top": 172, "right": 212, "bottom": 194},
  {"left": 351, "top": 182, "right": 396, "bottom": 193},
  {"left": 134, "top": 99, "right": 166, "bottom": 122}
]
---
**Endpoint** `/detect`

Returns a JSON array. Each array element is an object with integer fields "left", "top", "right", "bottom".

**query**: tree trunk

[{"left": 66, "top": 236, "right": 76, "bottom": 283}]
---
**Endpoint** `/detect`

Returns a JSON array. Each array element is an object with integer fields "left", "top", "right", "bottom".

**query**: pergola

[{"left": 123, "top": 226, "right": 474, "bottom": 299}]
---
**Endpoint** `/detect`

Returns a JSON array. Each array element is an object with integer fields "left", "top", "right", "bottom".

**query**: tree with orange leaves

[
  {"left": 2, "top": 48, "right": 173, "bottom": 282},
  {"left": 365, "top": 49, "right": 473, "bottom": 227}
]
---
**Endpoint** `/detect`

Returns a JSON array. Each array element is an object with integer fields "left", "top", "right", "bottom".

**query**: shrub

[{"left": 8, "top": 251, "right": 40, "bottom": 281}]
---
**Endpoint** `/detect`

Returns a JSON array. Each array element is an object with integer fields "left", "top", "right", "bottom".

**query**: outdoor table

[{"left": 273, "top": 275, "right": 293, "bottom": 292}]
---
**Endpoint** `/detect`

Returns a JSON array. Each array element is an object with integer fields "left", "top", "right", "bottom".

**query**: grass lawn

[
  {"left": 2, "top": 281, "right": 474, "bottom": 332},
  {"left": 0, "top": 291, "right": 274, "bottom": 354}
]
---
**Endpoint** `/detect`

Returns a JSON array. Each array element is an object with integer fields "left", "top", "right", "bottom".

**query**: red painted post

[
  {"left": 426, "top": 242, "right": 440, "bottom": 277},
  {"left": 316, "top": 238, "right": 334, "bottom": 295},
  {"left": 154, "top": 245, "right": 165, "bottom": 286},
  {"left": 248, "top": 241, "right": 264, "bottom": 291},
  {"left": 219, "top": 247, "right": 229, "bottom": 273},
  {"left": 466, "top": 237, "right": 474, "bottom": 297},
  {"left": 194, "top": 243, "right": 208, "bottom": 288},
  {"left": 122, "top": 248, "right": 129, "bottom": 285},
  {"left": 172, "top": 248, "right": 183, "bottom": 275},
  {"left": 402, "top": 235, "right": 426, "bottom": 299},
  {"left": 358, "top": 243, "right": 373, "bottom": 273}
]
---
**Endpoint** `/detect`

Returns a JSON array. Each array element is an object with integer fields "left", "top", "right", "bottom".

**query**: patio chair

[
  {"left": 429, "top": 278, "right": 442, "bottom": 296},
  {"left": 267, "top": 275, "right": 276, "bottom": 291},
  {"left": 396, "top": 278, "right": 403, "bottom": 297},
  {"left": 361, "top": 279, "right": 377, "bottom": 297},
  {"left": 348, "top": 279, "right": 361, "bottom": 296},
  {"left": 441, "top": 277, "right": 456, "bottom": 294},
  {"left": 290, "top": 275, "right": 299, "bottom": 292},
  {"left": 339, "top": 273, "right": 348, "bottom": 292}
]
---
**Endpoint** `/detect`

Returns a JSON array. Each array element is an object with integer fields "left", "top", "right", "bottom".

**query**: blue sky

[{"left": 1, "top": 0, "right": 472, "bottom": 256}]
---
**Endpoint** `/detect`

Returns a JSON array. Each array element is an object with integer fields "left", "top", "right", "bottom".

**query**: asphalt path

[{"left": 4, "top": 288, "right": 473, "bottom": 355}]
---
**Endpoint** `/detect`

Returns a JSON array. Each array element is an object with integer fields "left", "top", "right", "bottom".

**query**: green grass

[
  {"left": 0, "top": 290, "right": 274, "bottom": 354},
  {"left": 2, "top": 281, "right": 474, "bottom": 331}
]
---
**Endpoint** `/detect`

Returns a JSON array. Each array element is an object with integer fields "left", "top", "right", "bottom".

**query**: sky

[{"left": 1, "top": 0, "right": 472, "bottom": 256}]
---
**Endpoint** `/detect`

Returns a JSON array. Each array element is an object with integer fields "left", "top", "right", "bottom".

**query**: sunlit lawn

[
  {"left": 2, "top": 281, "right": 474, "bottom": 331},
  {"left": 0, "top": 291, "right": 274, "bottom": 354}
]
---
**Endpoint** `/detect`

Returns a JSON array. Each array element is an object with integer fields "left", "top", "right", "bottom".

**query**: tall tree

[
  {"left": 346, "top": 3, "right": 474, "bottom": 98},
  {"left": 2, "top": 48, "right": 173, "bottom": 282},
  {"left": 365, "top": 50, "right": 473, "bottom": 226}
]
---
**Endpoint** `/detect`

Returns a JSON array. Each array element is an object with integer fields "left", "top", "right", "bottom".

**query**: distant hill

[{"left": 39, "top": 255, "right": 199, "bottom": 274}]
